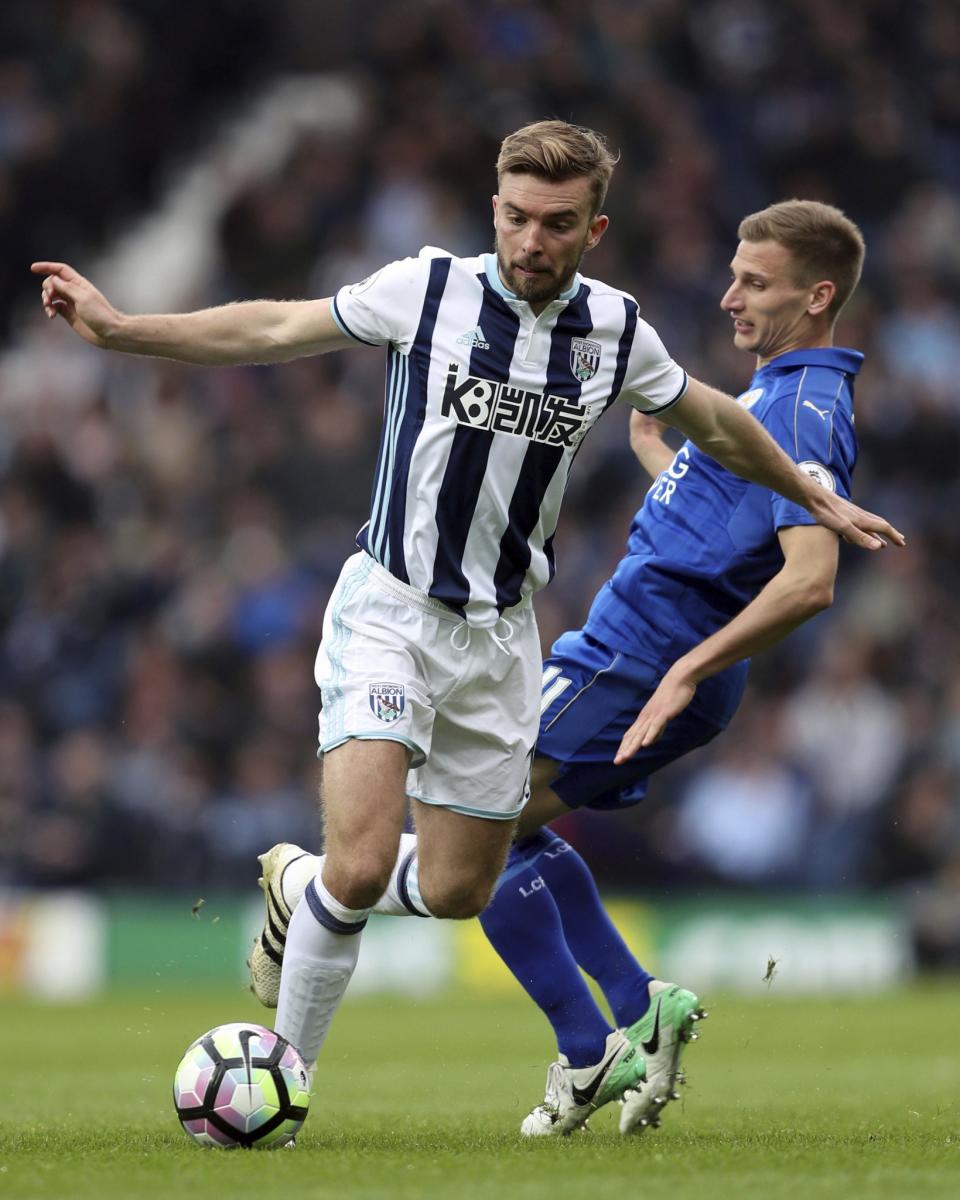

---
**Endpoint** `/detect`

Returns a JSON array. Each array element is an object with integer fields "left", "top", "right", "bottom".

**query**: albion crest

[
  {"left": 369, "top": 682, "right": 405, "bottom": 722},
  {"left": 570, "top": 338, "right": 601, "bottom": 382}
]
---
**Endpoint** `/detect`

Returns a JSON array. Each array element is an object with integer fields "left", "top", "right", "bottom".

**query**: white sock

[
  {"left": 281, "top": 853, "right": 320, "bottom": 913},
  {"left": 280, "top": 835, "right": 432, "bottom": 919},
  {"left": 372, "top": 832, "right": 433, "bottom": 917},
  {"left": 274, "top": 873, "right": 369, "bottom": 1069}
]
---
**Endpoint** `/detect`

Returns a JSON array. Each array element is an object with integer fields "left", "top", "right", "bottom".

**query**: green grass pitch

[{"left": 0, "top": 981, "right": 957, "bottom": 1200}]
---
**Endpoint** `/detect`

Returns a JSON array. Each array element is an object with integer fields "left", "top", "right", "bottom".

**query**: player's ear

[
  {"left": 492, "top": 194, "right": 499, "bottom": 226},
  {"left": 808, "top": 280, "right": 835, "bottom": 317},
  {"left": 585, "top": 213, "right": 609, "bottom": 250}
]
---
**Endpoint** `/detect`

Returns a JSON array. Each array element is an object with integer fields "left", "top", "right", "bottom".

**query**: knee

[
  {"left": 324, "top": 853, "right": 393, "bottom": 911},
  {"left": 421, "top": 875, "right": 495, "bottom": 920}
]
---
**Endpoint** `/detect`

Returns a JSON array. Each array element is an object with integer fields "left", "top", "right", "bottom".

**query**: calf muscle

[{"left": 413, "top": 801, "right": 518, "bottom": 918}]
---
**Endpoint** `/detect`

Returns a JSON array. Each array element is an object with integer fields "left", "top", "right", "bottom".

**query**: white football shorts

[{"left": 315, "top": 552, "right": 541, "bottom": 820}]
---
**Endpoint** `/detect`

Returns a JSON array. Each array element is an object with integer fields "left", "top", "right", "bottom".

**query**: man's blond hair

[
  {"left": 497, "top": 120, "right": 619, "bottom": 215},
  {"left": 738, "top": 200, "right": 866, "bottom": 319}
]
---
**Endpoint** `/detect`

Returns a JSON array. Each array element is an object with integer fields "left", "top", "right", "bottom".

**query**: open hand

[
  {"left": 615, "top": 667, "right": 696, "bottom": 763},
  {"left": 30, "top": 261, "right": 120, "bottom": 347},
  {"left": 805, "top": 487, "right": 905, "bottom": 551}
]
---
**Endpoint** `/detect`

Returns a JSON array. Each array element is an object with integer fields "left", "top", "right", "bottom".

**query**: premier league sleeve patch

[
  {"left": 797, "top": 461, "right": 836, "bottom": 492},
  {"left": 369, "top": 682, "right": 406, "bottom": 722}
]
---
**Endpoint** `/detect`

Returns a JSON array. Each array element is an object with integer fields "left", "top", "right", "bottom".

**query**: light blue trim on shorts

[
  {"left": 320, "top": 730, "right": 426, "bottom": 769},
  {"left": 324, "top": 555, "right": 375, "bottom": 741},
  {"left": 407, "top": 790, "right": 526, "bottom": 821}
]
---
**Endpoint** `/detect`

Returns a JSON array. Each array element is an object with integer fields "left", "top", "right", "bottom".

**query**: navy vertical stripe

[
  {"left": 358, "top": 257, "right": 451, "bottom": 580},
  {"left": 605, "top": 299, "right": 638, "bottom": 411},
  {"left": 357, "top": 344, "right": 399, "bottom": 562},
  {"left": 541, "top": 530, "right": 557, "bottom": 583},
  {"left": 364, "top": 348, "right": 405, "bottom": 564},
  {"left": 492, "top": 285, "right": 593, "bottom": 611},
  {"left": 429, "top": 282, "right": 520, "bottom": 612}
]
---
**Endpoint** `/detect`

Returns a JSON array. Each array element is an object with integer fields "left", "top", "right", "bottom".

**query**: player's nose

[
  {"left": 720, "top": 283, "right": 741, "bottom": 312},
  {"left": 520, "top": 223, "right": 544, "bottom": 256}
]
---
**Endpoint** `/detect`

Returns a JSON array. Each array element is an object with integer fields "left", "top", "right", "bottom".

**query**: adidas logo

[{"left": 456, "top": 325, "right": 490, "bottom": 350}]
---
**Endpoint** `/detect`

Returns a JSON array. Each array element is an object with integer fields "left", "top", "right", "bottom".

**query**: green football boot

[{"left": 619, "top": 980, "right": 706, "bottom": 1134}]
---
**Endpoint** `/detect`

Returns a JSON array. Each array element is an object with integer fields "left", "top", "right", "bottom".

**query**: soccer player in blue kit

[
  {"left": 499, "top": 197, "right": 870, "bottom": 1136},
  {"left": 247, "top": 196, "right": 873, "bottom": 1135}
]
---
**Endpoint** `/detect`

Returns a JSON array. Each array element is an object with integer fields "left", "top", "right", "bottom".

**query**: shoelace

[
  {"left": 542, "top": 1061, "right": 566, "bottom": 1109},
  {"left": 449, "top": 614, "right": 515, "bottom": 655}
]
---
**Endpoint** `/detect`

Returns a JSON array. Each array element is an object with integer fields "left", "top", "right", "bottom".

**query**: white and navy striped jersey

[{"left": 331, "top": 246, "right": 688, "bottom": 626}]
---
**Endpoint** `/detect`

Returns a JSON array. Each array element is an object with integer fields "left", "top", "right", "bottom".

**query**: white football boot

[
  {"left": 248, "top": 833, "right": 425, "bottom": 1006},
  {"left": 520, "top": 1029, "right": 648, "bottom": 1137},
  {"left": 247, "top": 843, "right": 315, "bottom": 1008}
]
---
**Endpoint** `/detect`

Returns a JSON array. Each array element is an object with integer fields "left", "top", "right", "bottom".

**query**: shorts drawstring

[
  {"left": 491, "top": 615, "right": 515, "bottom": 655},
  {"left": 450, "top": 623, "right": 471, "bottom": 652},
  {"left": 450, "top": 615, "right": 515, "bottom": 656}
]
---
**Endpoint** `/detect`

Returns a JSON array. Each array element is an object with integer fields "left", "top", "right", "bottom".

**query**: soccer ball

[{"left": 173, "top": 1022, "right": 310, "bottom": 1148}]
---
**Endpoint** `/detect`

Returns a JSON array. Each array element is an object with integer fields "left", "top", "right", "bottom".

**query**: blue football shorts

[{"left": 537, "top": 629, "right": 746, "bottom": 811}]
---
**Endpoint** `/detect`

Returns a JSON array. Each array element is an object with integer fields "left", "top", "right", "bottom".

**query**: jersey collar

[
  {"left": 482, "top": 253, "right": 582, "bottom": 307},
  {"left": 760, "top": 347, "right": 864, "bottom": 375}
]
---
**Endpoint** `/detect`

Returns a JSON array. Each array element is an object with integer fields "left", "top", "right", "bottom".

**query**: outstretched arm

[
  {"left": 660, "top": 378, "right": 904, "bottom": 551},
  {"left": 615, "top": 523, "right": 838, "bottom": 762},
  {"left": 31, "top": 261, "right": 355, "bottom": 365}
]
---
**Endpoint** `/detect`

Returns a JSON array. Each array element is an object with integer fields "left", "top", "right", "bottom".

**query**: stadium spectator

[
  {"left": 675, "top": 713, "right": 812, "bottom": 886},
  {"left": 783, "top": 632, "right": 907, "bottom": 888}
]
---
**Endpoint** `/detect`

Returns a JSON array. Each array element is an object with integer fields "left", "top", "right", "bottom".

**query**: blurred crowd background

[{"left": 1, "top": 0, "right": 959, "bottom": 966}]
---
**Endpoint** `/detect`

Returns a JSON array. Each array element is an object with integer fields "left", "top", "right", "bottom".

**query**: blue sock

[
  {"left": 533, "top": 830, "right": 654, "bottom": 1028},
  {"left": 479, "top": 842, "right": 613, "bottom": 1067}
]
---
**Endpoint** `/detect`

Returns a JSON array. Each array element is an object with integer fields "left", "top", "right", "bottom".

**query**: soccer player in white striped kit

[{"left": 34, "top": 121, "right": 902, "bottom": 1122}]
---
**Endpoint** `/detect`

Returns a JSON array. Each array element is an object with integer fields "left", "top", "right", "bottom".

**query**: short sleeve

[
  {"left": 332, "top": 254, "right": 430, "bottom": 350},
  {"left": 617, "top": 313, "right": 689, "bottom": 413},
  {"left": 762, "top": 370, "right": 856, "bottom": 530}
]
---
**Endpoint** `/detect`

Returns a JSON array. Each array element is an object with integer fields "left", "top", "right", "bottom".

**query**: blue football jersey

[{"left": 582, "top": 348, "right": 863, "bottom": 702}]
